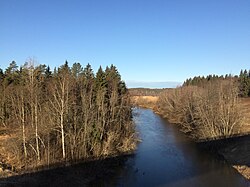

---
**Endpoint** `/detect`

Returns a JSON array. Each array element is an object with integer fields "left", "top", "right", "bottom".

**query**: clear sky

[{"left": 1, "top": 0, "right": 249, "bottom": 86}]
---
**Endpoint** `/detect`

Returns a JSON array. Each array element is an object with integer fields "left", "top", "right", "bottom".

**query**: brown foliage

[{"left": 157, "top": 80, "right": 242, "bottom": 140}]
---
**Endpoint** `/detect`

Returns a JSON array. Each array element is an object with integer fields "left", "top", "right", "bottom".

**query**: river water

[
  {"left": 99, "top": 108, "right": 249, "bottom": 187},
  {"left": 1, "top": 108, "right": 249, "bottom": 187}
]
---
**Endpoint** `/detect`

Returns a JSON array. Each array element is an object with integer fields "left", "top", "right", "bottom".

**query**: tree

[
  {"left": 239, "top": 69, "right": 250, "bottom": 97},
  {"left": 5, "top": 61, "right": 19, "bottom": 85},
  {"left": 0, "top": 68, "right": 4, "bottom": 81},
  {"left": 45, "top": 65, "right": 52, "bottom": 79},
  {"left": 158, "top": 79, "right": 242, "bottom": 139},
  {"left": 95, "top": 66, "right": 106, "bottom": 90},
  {"left": 71, "top": 62, "right": 83, "bottom": 78},
  {"left": 0, "top": 61, "right": 136, "bottom": 170},
  {"left": 48, "top": 65, "right": 72, "bottom": 160}
]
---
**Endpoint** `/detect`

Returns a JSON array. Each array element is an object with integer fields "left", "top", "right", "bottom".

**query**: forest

[
  {"left": 183, "top": 69, "right": 250, "bottom": 97},
  {"left": 0, "top": 60, "right": 136, "bottom": 171},
  {"left": 157, "top": 69, "right": 250, "bottom": 140}
]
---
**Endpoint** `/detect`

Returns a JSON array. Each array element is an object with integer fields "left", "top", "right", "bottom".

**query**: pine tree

[
  {"left": 239, "top": 69, "right": 249, "bottom": 97},
  {"left": 95, "top": 66, "right": 107, "bottom": 90},
  {"left": 45, "top": 65, "right": 52, "bottom": 79},
  {"left": 0, "top": 68, "right": 4, "bottom": 83},
  {"left": 71, "top": 62, "right": 83, "bottom": 78},
  {"left": 5, "top": 61, "right": 19, "bottom": 85}
]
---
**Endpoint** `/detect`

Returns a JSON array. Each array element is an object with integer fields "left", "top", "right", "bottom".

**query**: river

[
  {"left": 94, "top": 108, "right": 249, "bottom": 187},
  {"left": 1, "top": 108, "right": 249, "bottom": 186}
]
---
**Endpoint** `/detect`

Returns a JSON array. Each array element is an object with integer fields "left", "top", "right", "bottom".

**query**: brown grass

[
  {"left": 239, "top": 98, "right": 250, "bottom": 134},
  {"left": 131, "top": 96, "right": 159, "bottom": 109},
  {"left": 233, "top": 165, "right": 250, "bottom": 180}
]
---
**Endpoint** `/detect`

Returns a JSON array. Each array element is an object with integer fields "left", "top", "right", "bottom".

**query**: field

[{"left": 130, "top": 96, "right": 159, "bottom": 109}]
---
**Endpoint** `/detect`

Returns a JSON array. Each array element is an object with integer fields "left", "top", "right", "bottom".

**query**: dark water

[{"left": 100, "top": 108, "right": 249, "bottom": 187}]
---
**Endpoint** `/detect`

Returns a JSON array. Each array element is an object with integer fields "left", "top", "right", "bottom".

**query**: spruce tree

[
  {"left": 239, "top": 69, "right": 249, "bottom": 97},
  {"left": 71, "top": 62, "right": 83, "bottom": 78}
]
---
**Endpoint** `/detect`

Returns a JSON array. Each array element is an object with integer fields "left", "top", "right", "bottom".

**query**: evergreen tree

[
  {"left": 4, "top": 61, "right": 19, "bottom": 85},
  {"left": 0, "top": 68, "right": 4, "bottom": 83},
  {"left": 239, "top": 69, "right": 249, "bottom": 97},
  {"left": 58, "top": 60, "right": 70, "bottom": 74},
  {"left": 95, "top": 66, "right": 107, "bottom": 90},
  {"left": 248, "top": 70, "right": 250, "bottom": 96},
  {"left": 83, "top": 63, "right": 94, "bottom": 93},
  {"left": 45, "top": 65, "right": 52, "bottom": 79},
  {"left": 71, "top": 62, "right": 83, "bottom": 78},
  {"left": 83, "top": 63, "right": 94, "bottom": 79}
]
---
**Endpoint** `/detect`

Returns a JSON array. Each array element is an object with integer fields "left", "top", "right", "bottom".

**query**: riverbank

[
  {"left": 0, "top": 127, "right": 138, "bottom": 180},
  {"left": 132, "top": 95, "right": 250, "bottom": 180},
  {"left": 197, "top": 134, "right": 250, "bottom": 180},
  {"left": 0, "top": 125, "right": 137, "bottom": 183},
  {"left": 1, "top": 108, "right": 248, "bottom": 186}
]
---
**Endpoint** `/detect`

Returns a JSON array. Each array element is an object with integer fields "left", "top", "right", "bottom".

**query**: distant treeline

[
  {"left": 129, "top": 88, "right": 168, "bottom": 96},
  {"left": 0, "top": 60, "right": 136, "bottom": 170},
  {"left": 183, "top": 69, "right": 250, "bottom": 97}
]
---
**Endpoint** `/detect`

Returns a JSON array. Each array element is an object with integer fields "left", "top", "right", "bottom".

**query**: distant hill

[
  {"left": 129, "top": 88, "right": 170, "bottom": 96},
  {"left": 125, "top": 81, "right": 181, "bottom": 89}
]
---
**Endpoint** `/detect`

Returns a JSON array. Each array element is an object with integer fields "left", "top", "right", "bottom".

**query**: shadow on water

[
  {"left": 115, "top": 108, "right": 249, "bottom": 187},
  {"left": 197, "top": 134, "right": 250, "bottom": 167},
  {"left": 0, "top": 108, "right": 249, "bottom": 187},
  {"left": 0, "top": 154, "right": 134, "bottom": 187}
]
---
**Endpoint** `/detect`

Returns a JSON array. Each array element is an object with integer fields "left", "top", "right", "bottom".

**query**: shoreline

[
  {"left": 131, "top": 95, "right": 250, "bottom": 181},
  {"left": 155, "top": 108, "right": 250, "bottom": 180},
  {"left": 0, "top": 154, "right": 134, "bottom": 186}
]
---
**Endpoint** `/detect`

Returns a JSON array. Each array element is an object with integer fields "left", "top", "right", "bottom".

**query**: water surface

[
  {"left": 106, "top": 108, "right": 249, "bottom": 187},
  {"left": 1, "top": 108, "right": 249, "bottom": 187}
]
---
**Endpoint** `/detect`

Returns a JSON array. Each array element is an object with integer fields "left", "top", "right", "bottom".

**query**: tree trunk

[
  {"left": 35, "top": 97, "right": 40, "bottom": 161},
  {"left": 21, "top": 93, "right": 27, "bottom": 159}
]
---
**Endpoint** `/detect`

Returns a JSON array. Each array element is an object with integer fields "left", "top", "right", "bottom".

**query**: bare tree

[
  {"left": 49, "top": 74, "right": 70, "bottom": 159},
  {"left": 158, "top": 80, "right": 242, "bottom": 140}
]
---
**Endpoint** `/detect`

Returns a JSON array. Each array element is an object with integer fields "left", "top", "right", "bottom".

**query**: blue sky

[{"left": 0, "top": 0, "right": 249, "bottom": 87}]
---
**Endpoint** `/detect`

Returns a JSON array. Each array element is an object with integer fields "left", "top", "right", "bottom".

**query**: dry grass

[
  {"left": 131, "top": 96, "right": 159, "bottom": 109},
  {"left": 233, "top": 165, "right": 250, "bottom": 180},
  {"left": 131, "top": 96, "right": 159, "bottom": 103},
  {"left": 239, "top": 98, "right": 250, "bottom": 134},
  {"left": 234, "top": 98, "right": 250, "bottom": 180}
]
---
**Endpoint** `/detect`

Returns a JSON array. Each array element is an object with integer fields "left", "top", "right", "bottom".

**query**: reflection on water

[{"left": 97, "top": 108, "right": 249, "bottom": 187}]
